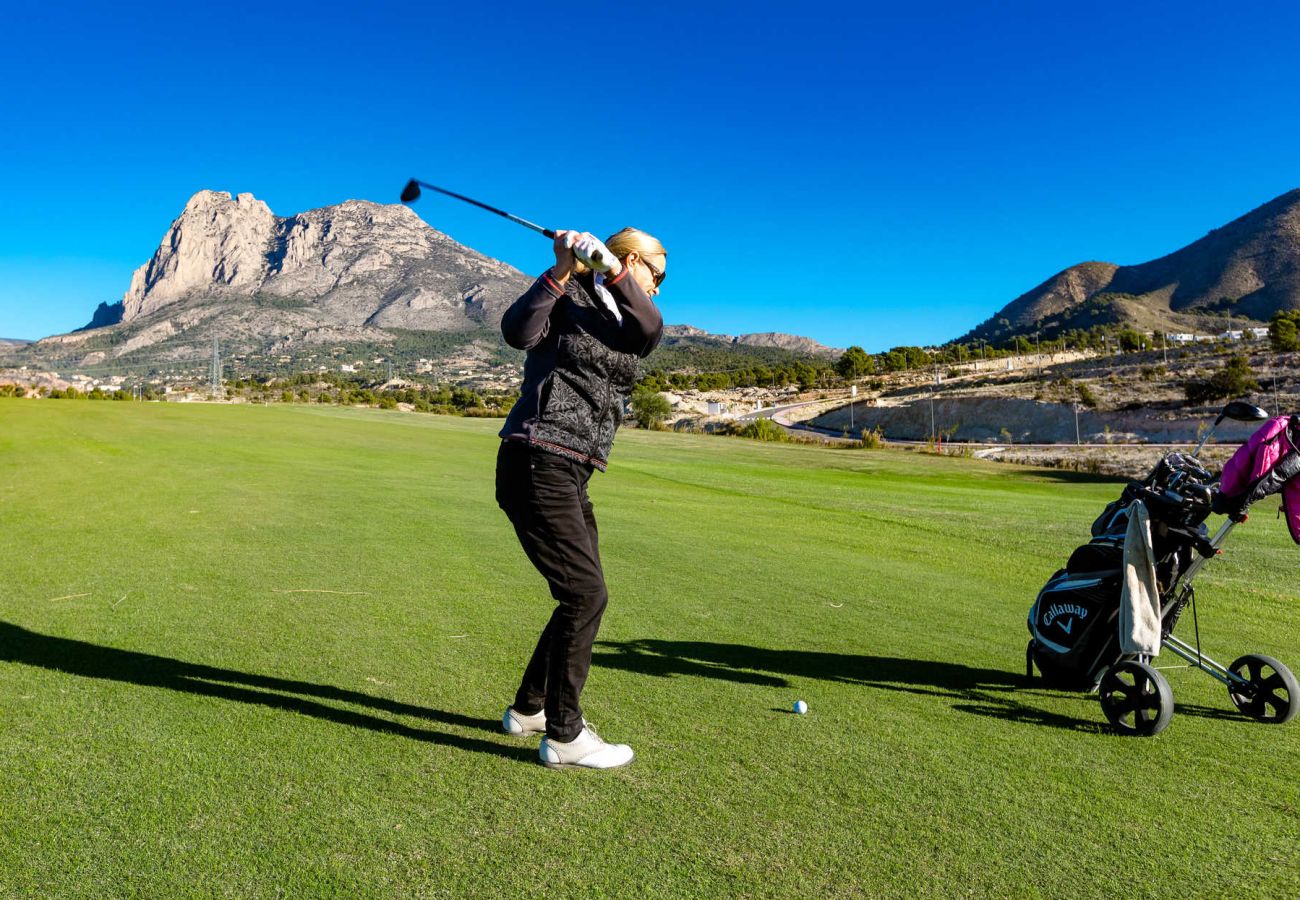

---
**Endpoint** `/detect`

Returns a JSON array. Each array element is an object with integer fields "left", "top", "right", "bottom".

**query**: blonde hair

[{"left": 574, "top": 227, "right": 666, "bottom": 275}]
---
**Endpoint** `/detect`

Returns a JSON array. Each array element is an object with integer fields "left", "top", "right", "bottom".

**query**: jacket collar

[{"left": 572, "top": 272, "right": 622, "bottom": 322}]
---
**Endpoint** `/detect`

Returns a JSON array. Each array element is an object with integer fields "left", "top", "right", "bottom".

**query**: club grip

[{"left": 549, "top": 230, "right": 605, "bottom": 266}]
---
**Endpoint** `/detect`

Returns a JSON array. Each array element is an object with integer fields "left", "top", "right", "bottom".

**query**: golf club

[
  {"left": 1191, "top": 400, "right": 1270, "bottom": 457},
  {"left": 399, "top": 179, "right": 605, "bottom": 265}
]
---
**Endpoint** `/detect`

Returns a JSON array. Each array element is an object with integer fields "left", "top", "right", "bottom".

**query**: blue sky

[{"left": 2, "top": 1, "right": 1298, "bottom": 351}]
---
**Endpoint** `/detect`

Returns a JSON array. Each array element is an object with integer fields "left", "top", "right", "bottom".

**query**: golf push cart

[{"left": 1026, "top": 400, "right": 1300, "bottom": 736}]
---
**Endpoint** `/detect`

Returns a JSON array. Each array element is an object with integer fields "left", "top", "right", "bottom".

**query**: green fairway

[{"left": 1, "top": 400, "right": 1297, "bottom": 897}]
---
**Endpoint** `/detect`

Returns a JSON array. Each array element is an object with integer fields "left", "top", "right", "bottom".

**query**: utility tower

[{"left": 210, "top": 334, "right": 222, "bottom": 397}]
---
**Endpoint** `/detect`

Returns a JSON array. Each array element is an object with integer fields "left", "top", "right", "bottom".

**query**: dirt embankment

[
  {"left": 812, "top": 344, "right": 1296, "bottom": 445},
  {"left": 811, "top": 396, "right": 1269, "bottom": 445}
]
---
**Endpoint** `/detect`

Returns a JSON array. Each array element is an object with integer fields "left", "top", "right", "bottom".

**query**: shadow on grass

[
  {"left": 1170, "top": 702, "right": 1253, "bottom": 723},
  {"left": 0, "top": 621, "right": 530, "bottom": 761},
  {"left": 593, "top": 639, "right": 1103, "bottom": 732},
  {"left": 1015, "top": 468, "right": 1125, "bottom": 486}
]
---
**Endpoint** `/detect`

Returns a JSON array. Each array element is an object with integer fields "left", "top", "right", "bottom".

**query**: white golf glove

[{"left": 567, "top": 233, "right": 615, "bottom": 272}]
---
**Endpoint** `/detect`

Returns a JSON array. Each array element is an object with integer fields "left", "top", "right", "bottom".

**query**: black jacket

[{"left": 499, "top": 267, "right": 663, "bottom": 470}]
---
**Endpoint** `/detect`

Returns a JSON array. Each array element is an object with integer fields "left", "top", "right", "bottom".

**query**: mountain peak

[
  {"left": 91, "top": 191, "right": 532, "bottom": 354},
  {"left": 182, "top": 189, "right": 269, "bottom": 213},
  {"left": 124, "top": 190, "right": 279, "bottom": 319}
]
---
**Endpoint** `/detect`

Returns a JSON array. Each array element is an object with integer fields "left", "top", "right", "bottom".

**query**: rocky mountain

[
  {"left": 24, "top": 190, "right": 531, "bottom": 367},
  {"left": 963, "top": 188, "right": 1300, "bottom": 342},
  {"left": 12, "top": 190, "right": 836, "bottom": 375}
]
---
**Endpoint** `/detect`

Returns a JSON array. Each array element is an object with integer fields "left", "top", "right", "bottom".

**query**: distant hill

[
  {"left": 962, "top": 188, "right": 1300, "bottom": 343},
  {"left": 662, "top": 325, "right": 836, "bottom": 356},
  {"left": 0, "top": 338, "right": 32, "bottom": 349},
  {"left": 7, "top": 191, "right": 834, "bottom": 377},
  {"left": 647, "top": 327, "right": 838, "bottom": 371}
]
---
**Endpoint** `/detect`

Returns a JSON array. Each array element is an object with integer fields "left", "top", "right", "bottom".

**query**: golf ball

[{"left": 793, "top": 700, "right": 808, "bottom": 715}]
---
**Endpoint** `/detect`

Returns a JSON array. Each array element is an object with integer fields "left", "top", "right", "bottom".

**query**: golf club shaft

[
  {"left": 1191, "top": 416, "right": 1225, "bottom": 458},
  {"left": 407, "top": 180, "right": 554, "bottom": 238}
]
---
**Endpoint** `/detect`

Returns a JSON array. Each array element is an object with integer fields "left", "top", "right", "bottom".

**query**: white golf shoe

[
  {"left": 538, "top": 725, "right": 634, "bottom": 770},
  {"left": 502, "top": 706, "right": 547, "bottom": 736}
]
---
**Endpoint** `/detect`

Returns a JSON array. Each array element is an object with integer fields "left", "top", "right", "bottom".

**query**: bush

[
  {"left": 630, "top": 389, "right": 673, "bottom": 429},
  {"left": 858, "top": 426, "right": 884, "bottom": 449},
  {"left": 1117, "top": 329, "right": 1149, "bottom": 352},
  {"left": 1184, "top": 354, "right": 1260, "bottom": 404},
  {"left": 736, "top": 418, "right": 788, "bottom": 442},
  {"left": 1076, "top": 383, "right": 1098, "bottom": 408},
  {"left": 1269, "top": 310, "right": 1300, "bottom": 352},
  {"left": 450, "top": 387, "right": 482, "bottom": 409}
]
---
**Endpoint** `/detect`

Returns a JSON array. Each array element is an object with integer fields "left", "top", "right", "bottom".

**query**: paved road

[{"left": 734, "top": 398, "right": 832, "bottom": 424}]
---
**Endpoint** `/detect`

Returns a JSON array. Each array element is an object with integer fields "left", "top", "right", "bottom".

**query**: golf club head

[
  {"left": 1221, "top": 400, "right": 1270, "bottom": 422},
  {"left": 400, "top": 179, "right": 421, "bottom": 203}
]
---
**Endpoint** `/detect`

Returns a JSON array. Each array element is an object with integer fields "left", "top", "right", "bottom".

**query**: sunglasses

[{"left": 636, "top": 254, "right": 666, "bottom": 288}]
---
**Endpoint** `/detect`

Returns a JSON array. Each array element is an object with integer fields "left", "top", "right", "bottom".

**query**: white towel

[
  {"left": 593, "top": 275, "right": 623, "bottom": 324},
  {"left": 1120, "top": 500, "right": 1162, "bottom": 656}
]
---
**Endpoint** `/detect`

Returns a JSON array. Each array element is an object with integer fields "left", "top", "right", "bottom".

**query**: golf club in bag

[
  {"left": 399, "top": 179, "right": 606, "bottom": 266},
  {"left": 1025, "top": 400, "right": 1300, "bottom": 736}
]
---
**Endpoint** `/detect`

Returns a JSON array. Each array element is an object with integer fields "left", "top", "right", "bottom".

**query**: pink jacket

[{"left": 1219, "top": 416, "right": 1300, "bottom": 543}]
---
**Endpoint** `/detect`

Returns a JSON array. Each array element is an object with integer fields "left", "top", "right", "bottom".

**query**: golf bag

[
  {"left": 1025, "top": 408, "right": 1300, "bottom": 735},
  {"left": 1216, "top": 415, "right": 1300, "bottom": 542},
  {"left": 1027, "top": 452, "right": 1213, "bottom": 690}
]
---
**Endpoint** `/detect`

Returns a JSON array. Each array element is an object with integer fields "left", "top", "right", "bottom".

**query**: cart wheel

[
  {"left": 1098, "top": 661, "right": 1174, "bottom": 736},
  {"left": 1227, "top": 654, "right": 1299, "bottom": 724},
  {"left": 1026, "top": 640, "right": 1035, "bottom": 681}
]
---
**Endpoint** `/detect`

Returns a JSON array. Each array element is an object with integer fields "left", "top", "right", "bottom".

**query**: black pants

[{"left": 496, "top": 441, "right": 608, "bottom": 741}]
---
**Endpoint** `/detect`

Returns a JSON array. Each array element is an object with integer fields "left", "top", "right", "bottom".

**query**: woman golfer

[{"left": 496, "top": 227, "right": 666, "bottom": 769}]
